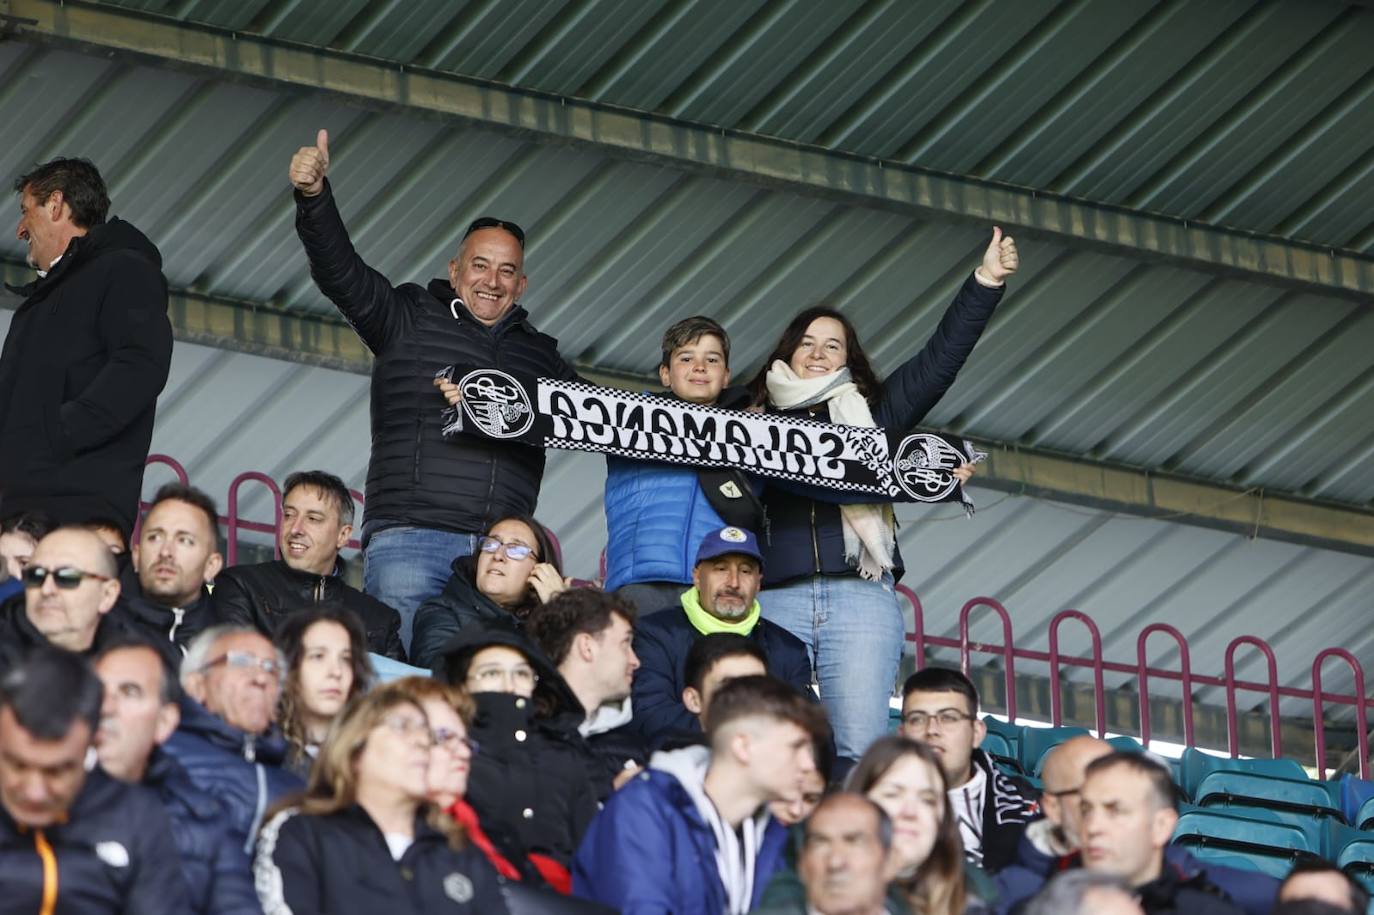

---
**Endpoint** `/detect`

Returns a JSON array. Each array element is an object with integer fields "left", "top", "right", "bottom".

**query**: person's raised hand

[
  {"left": 975, "top": 226, "right": 1019, "bottom": 285},
  {"left": 953, "top": 462, "right": 976, "bottom": 485},
  {"left": 528, "top": 563, "right": 569, "bottom": 604},
  {"left": 289, "top": 129, "right": 330, "bottom": 197}
]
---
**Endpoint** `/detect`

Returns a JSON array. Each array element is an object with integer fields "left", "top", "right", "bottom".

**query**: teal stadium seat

[
  {"left": 1183, "top": 844, "right": 1294, "bottom": 880},
  {"left": 1173, "top": 806, "right": 1314, "bottom": 874},
  {"left": 1178, "top": 747, "right": 1308, "bottom": 802},
  {"left": 982, "top": 716, "right": 1024, "bottom": 762},
  {"left": 1334, "top": 827, "right": 1374, "bottom": 894},
  {"left": 1194, "top": 771, "right": 1343, "bottom": 822},
  {"left": 1020, "top": 726, "right": 1091, "bottom": 776},
  {"left": 1107, "top": 735, "right": 1145, "bottom": 754},
  {"left": 1356, "top": 795, "right": 1374, "bottom": 832}
]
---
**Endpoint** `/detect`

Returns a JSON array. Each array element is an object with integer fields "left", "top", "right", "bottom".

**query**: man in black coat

[
  {"left": 1, "top": 158, "right": 172, "bottom": 536},
  {"left": 627, "top": 526, "right": 813, "bottom": 745},
  {"left": 288, "top": 131, "right": 576, "bottom": 653},
  {"left": 93, "top": 636, "right": 260, "bottom": 915},
  {"left": 0, "top": 527, "right": 130, "bottom": 676},
  {"left": 526, "top": 589, "right": 648, "bottom": 791},
  {"left": 211, "top": 470, "right": 405, "bottom": 661},
  {"left": 121, "top": 483, "right": 224, "bottom": 666},
  {"left": 0, "top": 646, "right": 190, "bottom": 913}
]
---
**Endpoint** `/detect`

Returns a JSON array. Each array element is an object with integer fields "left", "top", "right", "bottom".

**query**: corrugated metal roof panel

[
  {"left": 1, "top": 41, "right": 1371, "bottom": 507},
  {"left": 83, "top": 0, "right": 1374, "bottom": 250}
]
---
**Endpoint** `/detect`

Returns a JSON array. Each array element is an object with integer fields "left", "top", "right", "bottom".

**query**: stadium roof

[{"left": 1, "top": 0, "right": 1370, "bottom": 733}]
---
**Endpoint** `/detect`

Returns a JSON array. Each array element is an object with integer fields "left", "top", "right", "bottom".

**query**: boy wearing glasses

[
  {"left": 0, "top": 527, "right": 127, "bottom": 675},
  {"left": 898, "top": 667, "right": 1038, "bottom": 873}
]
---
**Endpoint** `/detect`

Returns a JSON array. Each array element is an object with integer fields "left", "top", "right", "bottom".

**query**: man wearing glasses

[
  {"left": 0, "top": 527, "right": 127, "bottom": 674},
  {"left": 289, "top": 131, "right": 577, "bottom": 656},
  {"left": 897, "top": 667, "right": 1038, "bottom": 873},
  {"left": 162, "top": 625, "right": 303, "bottom": 855}
]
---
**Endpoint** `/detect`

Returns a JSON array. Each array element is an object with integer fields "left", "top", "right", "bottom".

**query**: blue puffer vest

[{"left": 603, "top": 455, "right": 728, "bottom": 592}]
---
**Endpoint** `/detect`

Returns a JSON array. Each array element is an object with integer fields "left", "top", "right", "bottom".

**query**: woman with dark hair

[
  {"left": 275, "top": 604, "right": 374, "bottom": 775},
  {"left": 745, "top": 230, "right": 1018, "bottom": 760},
  {"left": 410, "top": 514, "right": 567, "bottom": 670},
  {"left": 253, "top": 680, "right": 509, "bottom": 914}
]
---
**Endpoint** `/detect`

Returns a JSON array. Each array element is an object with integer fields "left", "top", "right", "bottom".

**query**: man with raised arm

[{"left": 288, "top": 130, "right": 577, "bottom": 653}]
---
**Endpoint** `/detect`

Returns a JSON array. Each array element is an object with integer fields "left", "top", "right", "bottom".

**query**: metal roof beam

[
  {"left": 5, "top": 258, "right": 1369, "bottom": 554},
  {"left": 5, "top": 0, "right": 1374, "bottom": 300}
]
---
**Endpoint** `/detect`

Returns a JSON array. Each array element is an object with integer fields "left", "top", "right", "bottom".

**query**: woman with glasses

[
  {"left": 274, "top": 604, "right": 374, "bottom": 777},
  {"left": 410, "top": 514, "right": 567, "bottom": 671},
  {"left": 744, "top": 230, "right": 1018, "bottom": 762},
  {"left": 253, "top": 679, "right": 509, "bottom": 915},
  {"left": 436, "top": 621, "right": 604, "bottom": 892}
]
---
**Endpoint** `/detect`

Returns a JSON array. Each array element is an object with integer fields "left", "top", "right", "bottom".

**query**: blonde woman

[{"left": 253, "top": 680, "right": 508, "bottom": 914}]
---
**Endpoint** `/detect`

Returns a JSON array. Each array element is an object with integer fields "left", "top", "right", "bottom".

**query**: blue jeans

[
  {"left": 363, "top": 524, "right": 479, "bottom": 656},
  {"left": 759, "top": 573, "right": 905, "bottom": 762}
]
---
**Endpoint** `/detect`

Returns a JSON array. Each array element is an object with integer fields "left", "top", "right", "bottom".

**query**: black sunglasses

[
  {"left": 463, "top": 216, "right": 526, "bottom": 249},
  {"left": 23, "top": 565, "right": 113, "bottom": 590}
]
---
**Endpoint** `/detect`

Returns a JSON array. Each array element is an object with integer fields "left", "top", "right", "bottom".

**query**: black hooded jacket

[
  {"left": 0, "top": 217, "right": 172, "bottom": 535},
  {"left": 294, "top": 181, "right": 576, "bottom": 538},
  {"left": 119, "top": 585, "right": 217, "bottom": 669},
  {"left": 437, "top": 622, "right": 607, "bottom": 868}
]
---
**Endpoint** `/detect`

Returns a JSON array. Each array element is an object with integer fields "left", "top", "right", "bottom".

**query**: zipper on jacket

[
  {"left": 243, "top": 733, "right": 257, "bottom": 763},
  {"left": 313, "top": 576, "right": 326, "bottom": 602},
  {"left": 810, "top": 502, "right": 821, "bottom": 573},
  {"left": 168, "top": 607, "right": 185, "bottom": 644},
  {"left": 33, "top": 828, "right": 57, "bottom": 915},
  {"left": 412, "top": 416, "right": 424, "bottom": 485}
]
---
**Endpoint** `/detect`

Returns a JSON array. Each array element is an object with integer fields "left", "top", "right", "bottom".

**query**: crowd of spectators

[{"left": 0, "top": 151, "right": 1347, "bottom": 915}]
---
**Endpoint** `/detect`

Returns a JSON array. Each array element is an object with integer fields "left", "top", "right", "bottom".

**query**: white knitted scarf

[{"left": 765, "top": 360, "right": 895, "bottom": 580}]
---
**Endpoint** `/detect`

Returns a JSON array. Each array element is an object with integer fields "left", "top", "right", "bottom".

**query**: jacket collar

[{"left": 176, "top": 694, "right": 290, "bottom": 765}]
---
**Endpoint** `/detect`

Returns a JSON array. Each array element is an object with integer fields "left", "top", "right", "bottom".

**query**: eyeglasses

[
  {"left": 432, "top": 727, "right": 480, "bottom": 755},
  {"left": 199, "top": 650, "right": 282, "bottom": 678},
  {"left": 478, "top": 536, "right": 536, "bottom": 562},
  {"left": 901, "top": 709, "right": 975, "bottom": 730},
  {"left": 22, "top": 565, "right": 112, "bottom": 590},
  {"left": 463, "top": 217, "right": 526, "bottom": 249},
  {"left": 467, "top": 664, "right": 538, "bottom": 690},
  {"left": 381, "top": 713, "right": 434, "bottom": 746}
]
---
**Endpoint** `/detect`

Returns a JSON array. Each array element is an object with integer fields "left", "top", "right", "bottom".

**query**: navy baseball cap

[{"left": 694, "top": 526, "right": 764, "bottom": 569}]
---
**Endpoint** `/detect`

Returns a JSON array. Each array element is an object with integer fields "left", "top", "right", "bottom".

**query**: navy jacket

[
  {"left": 254, "top": 804, "right": 508, "bottom": 915},
  {"left": 143, "top": 747, "right": 262, "bottom": 915},
  {"left": 161, "top": 695, "right": 304, "bottom": 856},
  {"left": 0, "top": 766, "right": 189, "bottom": 914},
  {"left": 295, "top": 180, "right": 576, "bottom": 537},
  {"left": 0, "top": 218, "right": 172, "bottom": 535},
  {"left": 760, "top": 273, "right": 1003, "bottom": 585},
  {"left": 627, "top": 604, "right": 813, "bottom": 743},
  {"left": 573, "top": 765, "right": 789, "bottom": 915}
]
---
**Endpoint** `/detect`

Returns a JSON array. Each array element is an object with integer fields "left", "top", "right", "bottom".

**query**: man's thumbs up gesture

[
  {"left": 289, "top": 129, "right": 330, "bottom": 197},
  {"left": 975, "top": 226, "right": 1019, "bottom": 286}
]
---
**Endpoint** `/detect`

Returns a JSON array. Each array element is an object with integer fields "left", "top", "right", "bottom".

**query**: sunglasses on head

[
  {"left": 22, "top": 565, "right": 112, "bottom": 590},
  {"left": 463, "top": 216, "right": 526, "bottom": 249}
]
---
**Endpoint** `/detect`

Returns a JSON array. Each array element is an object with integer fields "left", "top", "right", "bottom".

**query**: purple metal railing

[
  {"left": 142, "top": 456, "right": 1373, "bottom": 777},
  {"left": 893, "top": 588, "right": 1373, "bottom": 778}
]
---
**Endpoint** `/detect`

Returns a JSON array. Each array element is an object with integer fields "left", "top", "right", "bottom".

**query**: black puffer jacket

[
  {"left": 0, "top": 765, "right": 190, "bottom": 914},
  {"left": 210, "top": 557, "right": 405, "bottom": 661},
  {"left": 0, "top": 217, "right": 172, "bottom": 536},
  {"left": 143, "top": 747, "right": 261, "bottom": 915},
  {"left": 254, "top": 804, "right": 509, "bottom": 915},
  {"left": 295, "top": 182, "right": 576, "bottom": 537},
  {"left": 760, "top": 273, "right": 1004, "bottom": 585},
  {"left": 411, "top": 554, "right": 542, "bottom": 671},
  {"left": 437, "top": 623, "right": 605, "bottom": 868}
]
